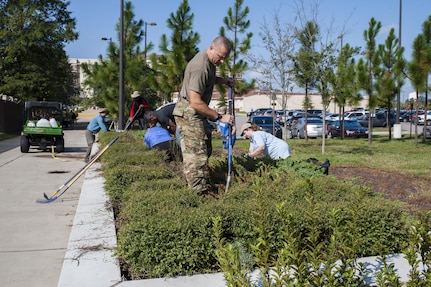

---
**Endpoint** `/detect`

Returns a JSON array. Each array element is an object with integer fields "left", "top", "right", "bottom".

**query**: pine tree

[
  {"left": 148, "top": 0, "right": 199, "bottom": 102},
  {"left": 218, "top": 0, "right": 255, "bottom": 108},
  {"left": 82, "top": 1, "right": 158, "bottom": 118},
  {"left": 359, "top": 17, "right": 382, "bottom": 143},
  {"left": 375, "top": 28, "right": 405, "bottom": 139},
  {"left": 0, "top": 0, "right": 78, "bottom": 102},
  {"left": 408, "top": 34, "right": 428, "bottom": 147},
  {"left": 291, "top": 21, "right": 320, "bottom": 140}
]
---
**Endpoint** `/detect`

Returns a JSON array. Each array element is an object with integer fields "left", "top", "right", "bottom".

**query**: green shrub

[{"left": 98, "top": 132, "right": 411, "bottom": 280}]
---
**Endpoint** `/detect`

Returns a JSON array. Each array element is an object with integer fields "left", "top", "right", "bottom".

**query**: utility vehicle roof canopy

[{"left": 24, "top": 101, "right": 63, "bottom": 121}]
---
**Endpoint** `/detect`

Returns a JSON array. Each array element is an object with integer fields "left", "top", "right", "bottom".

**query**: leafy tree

[
  {"left": 0, "top": 0, "right": 78, "bottom": 103},
  {"left": 247, "top": 10, "right": 295, "bottom": 136},
  {"left": 358, "top": 17, "right": 382, "bottom": 144},
  {"left": 218, "top": 0, "right": 255, "bottom": 109},
  {"left": 82, "top": 1, "right": 159, "bottom": 120},
  {"left": 149, "top": 0, "right": 200, "bottom": 102},
  {"left": 375, "top": 28, "right": 405, "bottom": 139}
]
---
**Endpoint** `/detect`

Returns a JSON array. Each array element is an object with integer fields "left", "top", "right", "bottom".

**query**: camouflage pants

[{"left": 175, "top": 115, "right": 212, "bottom": 195}]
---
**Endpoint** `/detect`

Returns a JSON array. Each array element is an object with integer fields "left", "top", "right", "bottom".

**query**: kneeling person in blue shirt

[{"left": 144, "top": 111, "right": 174, "bottom": 161}]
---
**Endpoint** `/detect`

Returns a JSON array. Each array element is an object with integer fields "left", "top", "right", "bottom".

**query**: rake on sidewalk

[{"left": 36, "top": 136, "right": 120, "bottom": 203}]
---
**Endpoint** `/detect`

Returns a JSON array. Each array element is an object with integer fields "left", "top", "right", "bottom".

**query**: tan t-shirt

[{"left": 173, "top": 50, "right": 216, "bottom": 119}]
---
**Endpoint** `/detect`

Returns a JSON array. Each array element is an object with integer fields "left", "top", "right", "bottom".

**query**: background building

[{"left": 69, "top": 58, "right": 100, "bottom": 99}]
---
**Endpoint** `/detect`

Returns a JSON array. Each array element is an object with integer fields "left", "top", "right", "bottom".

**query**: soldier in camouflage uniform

[{"left": 173, "top": 36, "right": 234, "bottom": 196}]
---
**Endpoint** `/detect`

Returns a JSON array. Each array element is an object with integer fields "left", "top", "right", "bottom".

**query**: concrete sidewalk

[{"left": 0, "top": 127, "right": 87, "bottom": 287}]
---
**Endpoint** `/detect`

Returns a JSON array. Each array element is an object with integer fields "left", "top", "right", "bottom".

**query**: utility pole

[
  {"left": 119, "top": 0, "right": 124, "bottom": 129},
  {"left": 396, "top": 0, "right": 402, "bottom": 124},
  {"left": 144, "top": 22, "right": 157, "bottom": 61}
]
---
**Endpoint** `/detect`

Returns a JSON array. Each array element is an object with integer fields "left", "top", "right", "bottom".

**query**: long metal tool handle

[
  {"left": 123, "top": 106, "right": 143, "bottom": 131},
  {"left": 225, "top": 85, "right": 234, "bottom": 192},
  {"left": 37, "top": 136, "right": 120, "bottom": 203}
]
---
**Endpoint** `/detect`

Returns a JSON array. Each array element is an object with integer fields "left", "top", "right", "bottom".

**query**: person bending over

[
  {"left": 240, "top": 123, "right": 290, "bottom": 160},
  {"left": 143, "top": 111, "right": 174, "bottom": 162},
  {"left": 172, "top": 36, "right": 234, "bottom": 196}
]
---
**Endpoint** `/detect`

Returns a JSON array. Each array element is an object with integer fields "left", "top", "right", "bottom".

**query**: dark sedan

[
  {"left": 251, "top": 116, "right": 283, "bottom": 138},
  {"left": 327, "top": 120, "right": 368, "bottom": 138}
]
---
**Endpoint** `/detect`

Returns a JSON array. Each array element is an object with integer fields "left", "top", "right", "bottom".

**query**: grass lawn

[
  {"left": 231, "top": 134, "right": 431, "bottom": 177},
  {"left": 235, "top": 134, "right": 431, "bottom": 215},
  {"left": 0, "top": 132, "right": 19, "bottom": 141}
]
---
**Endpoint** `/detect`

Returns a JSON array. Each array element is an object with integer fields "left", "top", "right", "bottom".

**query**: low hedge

[{"left": 99, "top": 132, "right": 410, "bottom": 280}]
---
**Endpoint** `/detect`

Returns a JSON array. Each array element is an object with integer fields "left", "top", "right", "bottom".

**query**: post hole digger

[
  {"left": 36, "top": 107, "right": 143, "bottom": 204},
  {"left": 225, "top": 85, "right": 234, "bottom": 192}
]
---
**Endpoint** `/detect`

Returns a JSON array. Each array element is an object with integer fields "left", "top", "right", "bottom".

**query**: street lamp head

[
  {"left": 101, "top": 37, "right": 112, "bottom": 42},
  {"left": 148, "top": 22, "right": 157, "bottom": 26}
]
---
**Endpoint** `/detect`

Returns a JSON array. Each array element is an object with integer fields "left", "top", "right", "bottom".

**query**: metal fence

[{"left": 0, "top": 100, "right": 24, "bottom": 133}]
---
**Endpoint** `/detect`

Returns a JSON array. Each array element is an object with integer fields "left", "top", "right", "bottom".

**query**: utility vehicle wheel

[
  {"left": 56, "top": 137, "right": 64, "bottom": 153},
  {"left": 20, "top": 135, "right": 30, "bottom": 153}
]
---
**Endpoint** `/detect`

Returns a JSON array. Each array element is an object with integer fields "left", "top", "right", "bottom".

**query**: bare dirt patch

[{"left": 331, "top": 165, "right": 431, "bottom": 215}]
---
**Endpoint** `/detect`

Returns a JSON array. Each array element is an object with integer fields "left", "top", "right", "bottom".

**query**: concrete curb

[{"left": 57, "top": 163, "right": 122, "bottom": 287}]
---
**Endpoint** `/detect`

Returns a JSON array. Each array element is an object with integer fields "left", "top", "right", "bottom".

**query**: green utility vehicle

[{"left": 20, "top": 101, "right": 64, "bottom": 153}]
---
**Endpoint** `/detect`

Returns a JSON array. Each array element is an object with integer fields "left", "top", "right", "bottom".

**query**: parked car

[
  {"left": 416, "top": 110, "right": 431, "bottom": 125},
  {"left": 289, "top": 117, "right": 324, "bottom": 139},
  {"left": 325, "top": 113, "right": 342, "bottom": 121},
  {"left": 261, "top": 109, "right": 287, "bottom": 125},
  {"left": 262, "top": 109, "right": 277, "bottom": 117},
  {"left": 327, "top": 120, "right": 368, "bottom": 138},
  {"left": 399, "top": 110, "right": 413, "bottom": 122},
  {"left": 250, "top": 116, "right": 283, "bottom": 138},
  {"left": 283, "top": 110, "right": 305, "bottom": 124},
  {"left": 357, "top": 111, "right": 396, "bottom": 127},
  {"left": 248, "top": 108, "right": 272, "bottom": 117},
  {"left": 247, "top": 108, "right": 273, "bottom": 121},
  {"left": 286, "top": 113, "right": 320, "bottom": 128},
  {"left": 344, "top": 110, "right": 369, "bottom": 120}
]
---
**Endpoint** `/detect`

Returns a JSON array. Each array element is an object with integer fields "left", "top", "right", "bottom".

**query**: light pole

[
  {"left": 144, "top": 21, "right": 157, "bottom": 60},
  {"left": 119, "top": 0, "right": 125, "bottom": 129},
  {"left": 101, "top": 37, "right": 112, "bottom": 43},
  {"left": 396, "top": 0, "right": 402, "bottom": 124},
  {"left": 338, "top": 34, "right": 343, "bottom": 52}
]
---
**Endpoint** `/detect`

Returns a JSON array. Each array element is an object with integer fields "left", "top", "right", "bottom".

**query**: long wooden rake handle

[{"left": 37, "top": 136, "right": 120, "bottom": 203}]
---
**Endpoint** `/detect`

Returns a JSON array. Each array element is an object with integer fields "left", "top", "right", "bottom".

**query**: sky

[{"left": 65, "top": 0, "right": 430, "bottom": 99}]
